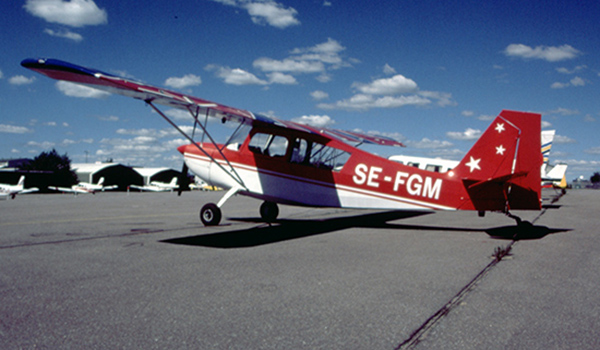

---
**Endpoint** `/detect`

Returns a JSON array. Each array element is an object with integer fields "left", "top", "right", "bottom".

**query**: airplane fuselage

[{"left": 181, "top": 127, "right": 470, "bottom": 212}]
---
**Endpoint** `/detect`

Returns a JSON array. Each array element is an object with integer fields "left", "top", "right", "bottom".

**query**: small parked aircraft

[
  {"left": 23, "top": 58, "right": 542, "bottom": 226},
  {"left": 50, "top": 177, "right": 118, "bottom": 194},
  {"left": 130, "top": 177, "right": 179, "bottom": 192},
  {"left": 0, "top": 176, "right": 38, "bottom": 199}
]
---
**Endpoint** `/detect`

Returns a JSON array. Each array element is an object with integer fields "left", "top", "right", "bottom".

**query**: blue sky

[{"left": 1, "top": 0, "right": 599, "bottom": 180}]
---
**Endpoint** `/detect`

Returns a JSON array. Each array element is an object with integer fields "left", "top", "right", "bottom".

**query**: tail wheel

[
  {"left": 200, "top": 203, "right": 221, "bottom": 226},
  {"left": 260, "top": 201, "right": 279, "bottom": 223}
]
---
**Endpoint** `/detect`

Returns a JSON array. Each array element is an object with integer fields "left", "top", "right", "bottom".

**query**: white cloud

[
  {"left": 0, "top": 70, "right": 4, "bottom": 79},
  {"left": 253, "top": 57, "right": 325, "bottom": 74},
  {"left": 164, "top": 74, "right": 202, "bottom": 89},
  {"left": 95, "top": 127, "right": 189, "bottom": 167},
  {"left": 209, "top": 66, "right": 268, "bottom": 85},
  {"left": 245, "top": 1, "right": 300, "bottom": 28},
  {"left": 43, "top": 28, "right": 83, "bottom": 41},
  {"left": 0, "top": 124, "right": 32, "bottom": 134},
  {"left": 383, "top": 64, "right": 396, "bottom": 75},
  {"left": 553, "top": 134, "right": 576, "bottom": 144},
  {"left": 446, "top": 128, "right": 482, "bottom": 140},
  {"left": 585, "top": 147, "right": 600, "bottom": 155},
  {"left": 211, "top": 0, "right": 299, "bottom": 29},
  {"left": 353, "top": 75, "right": 418, "bottom": 95},
  {"left": 267, "top": 72, "right": 297, "bottom": 85},
  {"left": 503, "top": 44, "right": 581, "bottom": 62},
  {"left": 551, "top": 82, "right": 568, "bottom": 89},
  {"left": 406, "top": 138, "right": 453, "bottom": 149},
  {"left": 551, "top": 76, "right": 585, "bottom": 89},
  {"left": 9, "top": 75, "right": 35, "bottom": 85},
  {"left": 27, "top": 140, "right": 56, "bottom": 149},
  {"left": 546, "top": 107, "right": 579, "bottom": 116},
  {"left": 318, "top": 93, "right": 431, "bottom": 111},
  {"left": 570, "top": 76, "right": 585, "bottom": 86},
  {"left": 292, "top": 115, "right": 335, "bottom": 128},
  {"left": 310, "top": 90, "right": 329, "bottom": 100},
  {"left": 99, "top": 115, "right": 119, "bottom": 122},
  {"left": 24, "top": 0, "right": 108, "bottom": 27},
  {"left": 556, "top": 65, "right": 587, "bottom": 74},
  {"left": 253, "top": 38, "right": 350, "bottom": 77},
  {"left": 56, "top": 81, "right": 110, "bottom": 98}
]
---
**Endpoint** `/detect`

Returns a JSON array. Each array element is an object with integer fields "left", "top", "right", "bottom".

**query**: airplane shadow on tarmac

[{"left": 161, "top": 210, "right": 571, "bottom": 248}]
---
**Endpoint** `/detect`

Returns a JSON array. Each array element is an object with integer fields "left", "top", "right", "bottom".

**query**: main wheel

[
  {"left": 200, "top": 203, "right": 221, "bottom": 226},
  {"left": 259, "top": 201, "right": 279, "bottom": 223}
]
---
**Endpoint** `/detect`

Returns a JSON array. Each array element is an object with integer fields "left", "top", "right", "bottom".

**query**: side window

[
  {"left": 248, "top": 133, "right": 288, "bottom": 158},
  {"left": 290, "top": 138, "right": 308, "bottom": 164},
  {"left": 308, "top": 142, "right": 350, "bottom": 171},
  {"left": 425, "top": 164, "right": 441, "bottom": 172}
]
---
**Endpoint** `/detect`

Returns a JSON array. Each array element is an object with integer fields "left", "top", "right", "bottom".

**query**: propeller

[{"left": 177, "top": 116, "right": 198, "bottom": 196}]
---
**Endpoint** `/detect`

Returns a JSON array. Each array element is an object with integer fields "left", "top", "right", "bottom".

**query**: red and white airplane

[{"left": 22, "top": 58, "right": 542, "bottom": 226}]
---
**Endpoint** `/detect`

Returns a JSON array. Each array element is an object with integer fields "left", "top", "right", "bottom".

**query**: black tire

[
  {"left": 200, "top": 203, "right": 221, "bottom": 226},
  {"left": 259, "top": 201, "right": 279, "bottom": 223}
]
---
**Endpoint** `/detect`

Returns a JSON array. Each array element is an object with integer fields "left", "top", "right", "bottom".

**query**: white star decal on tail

[
  {"left": 496, "top": 145, "right": 505, "bottom": 155},
  {"left": 465, "top": 156, "right": 481, "bottom": 172},
  {"left": 495, "top": 123, "right": 505, "bottom": 133}
]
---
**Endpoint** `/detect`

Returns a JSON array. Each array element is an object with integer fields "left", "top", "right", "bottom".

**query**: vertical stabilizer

[{"left": 454, "top": 110, "right": 542, "bottom": 211}]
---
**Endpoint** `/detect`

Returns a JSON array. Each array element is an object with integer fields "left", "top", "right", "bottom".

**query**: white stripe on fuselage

[{"left": 183, "top": 152, "right": 454, "bottom": 210}]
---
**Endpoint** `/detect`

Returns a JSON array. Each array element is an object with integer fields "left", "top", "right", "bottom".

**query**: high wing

[{"left": 21, "top": 58, "right": 404, "bottom": 148}]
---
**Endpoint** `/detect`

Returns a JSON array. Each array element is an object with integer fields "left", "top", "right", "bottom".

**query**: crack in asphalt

[{"left": 395, "top": 191, "right": 566, "bottom": 350}]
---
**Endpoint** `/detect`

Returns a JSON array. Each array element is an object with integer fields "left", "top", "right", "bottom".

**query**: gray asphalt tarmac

[{"left": 1, "top": 189, "right": 597, "bottom": 349}]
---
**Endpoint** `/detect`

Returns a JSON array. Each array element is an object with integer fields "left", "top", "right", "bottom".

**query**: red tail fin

[{"left": 454, "top": 110, "right": 542, "bottom": 211}]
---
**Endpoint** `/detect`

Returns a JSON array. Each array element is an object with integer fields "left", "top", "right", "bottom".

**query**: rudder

[{"left": 454, "top": 110, "right": 542, "bottom": 211}]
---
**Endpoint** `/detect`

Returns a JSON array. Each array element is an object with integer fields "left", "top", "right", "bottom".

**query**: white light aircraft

[
  {"left": 0, "top": 176, "right": 39, "bottom": 199},
  {"left": 130, "top": 177, "right": 179, "bottom": 192},
  {"left": 51, "top": 177, "right": 117, "bottom": 194}
]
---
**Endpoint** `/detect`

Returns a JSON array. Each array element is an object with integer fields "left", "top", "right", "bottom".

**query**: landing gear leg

[
  {"left": 260, "top": 201, "right": 279, "bottom": 223},
  {"left": 200, "top": 203, "right": 221, "bottom": 226}
]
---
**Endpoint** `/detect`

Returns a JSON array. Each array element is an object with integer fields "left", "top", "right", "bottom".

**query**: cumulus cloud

[
  {"left": 43, "top": 28, "right": 83, "bottom": 41},
  {"left": 210, "top": 0, "right": 299, "bottom": 29},
  {"left": 267, "top": 72, "right": 297, "bottom": 85},
  {"left": 253, "top": 57, "right": 325, "bottom": 74},
  {"left": 0, "top": 124, "right": 33, "bottom": 134},
  {"left": 406, "top": 138, "right": 453, "bottom": 149},
  {"left": 318, "top": 94, "right": 432, "bottom": 111},
  {"left": 27, "top": 140, "right": 56, "bottom": 149},
  {"left": 503, "top": 44, "right": 581, "bottom": 62},
  {"left": 310, "top": 90, "right": 329, "bottom": 100},
  {"left": 253, "top": 38, "right": 350, "bottom": 77},
  {"left": 206, "top": 65, "right": 268, "bottom": 85},
  {"left": 164, "top": 74, "right": 202, "bottom": 89},
  {"left": 56, "top": 81, "right": 111, "bottom": 98},
  {"left": 383, "top": 64, "right": 396, "bottom": 75},
  {"left": 291, "top": 115, "right": 335, "bottom": 128},
  {"left": 24, "top": 0, "right": 108, "bottom": 27},
  {"left": 446, "top": 128, "right": 482, "bottom": 140},
  {"left": 551, "top": 76, "right": 586, "bottom": 89},
  {"left": 96, "top": 127, "right": 189, "bottom": 167},
  {"left": 553, "top": 134, "right": 576, "bottom": 144},
  {"left": 353, "top": 75, "right": 418, "bottom": 95},
  {"left": 9, "top": 75, "right": 36, "bottom": 85}
]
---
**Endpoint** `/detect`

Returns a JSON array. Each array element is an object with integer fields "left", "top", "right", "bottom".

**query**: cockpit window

[{"left": 248, "top": 133, "right": 288, "bottom": 158}]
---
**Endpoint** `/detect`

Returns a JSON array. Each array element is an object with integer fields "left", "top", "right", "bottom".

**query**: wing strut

[{"left": 145, "top": 100, "right": 247, "bottom": 190}]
